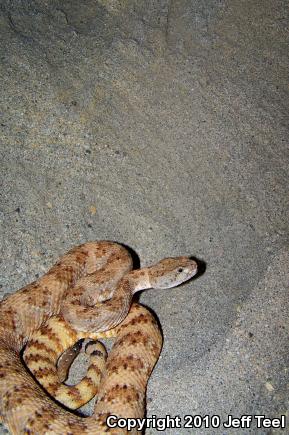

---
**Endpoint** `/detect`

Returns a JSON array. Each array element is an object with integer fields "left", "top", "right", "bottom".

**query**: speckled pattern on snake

[{"left": 0, "top": 241, "right": 197, "bottom": 434}]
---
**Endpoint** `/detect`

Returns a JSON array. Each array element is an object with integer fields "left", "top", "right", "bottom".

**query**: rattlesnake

[{"left": 0, "top": 241, "right": 197, "bottom": 434}]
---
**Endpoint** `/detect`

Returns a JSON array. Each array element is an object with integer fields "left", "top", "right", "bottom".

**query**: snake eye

[{"left": 177, "top": 268, "right": 184, "bottom": 273}]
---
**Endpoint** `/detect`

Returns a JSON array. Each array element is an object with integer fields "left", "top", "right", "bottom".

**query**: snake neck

[{"left": 126, "top": 268, "right": 151, "bottom": 294}]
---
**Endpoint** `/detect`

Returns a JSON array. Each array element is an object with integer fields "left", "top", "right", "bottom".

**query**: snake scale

[{"left": 0, "top": 241, "right": 197, "bottom": 434}]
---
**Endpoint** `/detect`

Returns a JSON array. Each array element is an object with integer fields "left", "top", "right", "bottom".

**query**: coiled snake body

[{"left": 0, "top": 241, "right": 197, "bottom": 434}]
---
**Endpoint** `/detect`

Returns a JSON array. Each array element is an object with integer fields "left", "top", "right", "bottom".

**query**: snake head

[{"left": 148, "top": 256, "right": 198, "bottom": 289}]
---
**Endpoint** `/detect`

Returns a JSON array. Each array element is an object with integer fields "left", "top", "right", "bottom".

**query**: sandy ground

[{"left": 0, "top": 1, "right": 288, "bottom": 434}]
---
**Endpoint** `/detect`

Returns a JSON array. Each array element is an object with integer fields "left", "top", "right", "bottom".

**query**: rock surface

[{"left": 0, "top": 1, "right": 288, "bottom": 434}]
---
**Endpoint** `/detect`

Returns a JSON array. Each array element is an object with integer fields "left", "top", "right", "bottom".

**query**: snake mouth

[
  {"left": 188, "top": 256, "right": 206, "bottom": 279},
  {"left": 191, "top": 266, "right": 198, "bottom": 277},
  {"left": 186, "top": 266, "right": 198, "bottom": 282}
]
